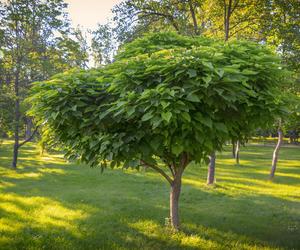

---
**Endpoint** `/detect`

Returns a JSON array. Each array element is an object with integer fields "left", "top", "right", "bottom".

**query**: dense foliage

[{"left": 30, "top": 32, "right": 286, "bottom": 169}]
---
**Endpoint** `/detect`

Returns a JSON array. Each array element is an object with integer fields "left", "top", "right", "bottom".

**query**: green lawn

[{"left": 0, "top": 140, "right": 299, "bottom": 250}]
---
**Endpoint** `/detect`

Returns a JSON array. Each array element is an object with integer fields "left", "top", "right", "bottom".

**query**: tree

[
  {"left": 269, "top": 91, "right": 299, "bottom": 180},
  {"left": 0, "top": 0, "right": 88, "bottom": 168},
  {"left": 269, "top": 120, "right": 283, "bottom": 180},
  {"left": 112, "top": 0, "right": 198, "bottom": 41},
  {"left": 91, "top": 23, "right": 116, "bottom": 66},
  {"left": 29, "top": 32, "right": 286, "bottom": 230},
  {"left": 265, "top": 0, "right": 300, "bottom": 177}
]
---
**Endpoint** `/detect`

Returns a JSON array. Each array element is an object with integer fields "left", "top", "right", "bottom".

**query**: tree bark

[
  {"left": 12, "top": 18, "right": 21, "bottom": 169},
  {"left": 232, "top": 139, "right": 236, "bottom": 158},
  {"left": 270, "top": 129, "right": 283, "bottom": 180},
  {"left": 142, "top": 153, "right": 189, "bottom": 230},
  {"left": 235, "top": 140, "right": 240, "bottom": 165},
  {"left": 170, "top": 169, "right": 183, "bottom": 230},
  {"left": 169, "top": 152, "right": 188, "bottom": 230},
  {"left": 224, "top": 0, "right": 232, "bottom": 41},
  {"left": 12, "top": 68, "right": 20, "bottom": 169},
  {"left": 207, "top": 151, "right": 216, "bottom": 185},
  {"left": 188, "top": 0, "right": 199, "bottom": 35},
  {"left": 25, "top": 117, "right": 33, "bottom": 139}
]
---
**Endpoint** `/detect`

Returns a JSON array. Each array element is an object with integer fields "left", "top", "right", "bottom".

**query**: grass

[{"left": 0, "top": 140, "right": 299, "bottom": 250}]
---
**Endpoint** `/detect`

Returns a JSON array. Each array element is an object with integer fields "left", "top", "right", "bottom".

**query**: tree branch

[
  {"left": 231, "top": 0, "right": 240, "bottom": 14},
  {"left": 168, "top": 163, "right": 175, "bottom": 177},
  {"left": 229, "top": 22, "right": 258, "bottom": 38},
  {"left": 140, "top": 159, "right": 173, "bottom": 185},
  {"left": 137, "top": 10, "right": 179, "bottom": 31},
  {"left": 180, "top": 152, "right": 189, "bottom": 169},
  {"left": 18, "top": 126, "right": 39, "bottom": 149}
]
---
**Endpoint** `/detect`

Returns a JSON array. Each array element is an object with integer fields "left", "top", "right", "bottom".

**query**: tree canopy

[{"left": 30, "top": 33, "right": 286, "bottom": 166}]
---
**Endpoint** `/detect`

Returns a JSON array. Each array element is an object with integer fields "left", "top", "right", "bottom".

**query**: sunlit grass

[{"left": 0, "top": 140, "right": 299, "bottom": 249}]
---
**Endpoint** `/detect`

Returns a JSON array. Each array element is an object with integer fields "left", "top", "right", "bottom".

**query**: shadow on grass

[{"left": 0, "top": 141, "right": 300, "bottom": 249}]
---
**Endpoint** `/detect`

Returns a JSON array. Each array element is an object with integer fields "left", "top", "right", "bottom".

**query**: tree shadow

[{"left": 1, "top": 142, "right": 300, "bottom": 249}]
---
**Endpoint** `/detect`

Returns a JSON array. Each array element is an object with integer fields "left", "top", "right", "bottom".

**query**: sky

[{"left": 65, "top": 0, "right": 123, "bottom": 31}]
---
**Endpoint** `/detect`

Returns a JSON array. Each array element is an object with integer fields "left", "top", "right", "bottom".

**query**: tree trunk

[
  {"left": 25, "top": 117, "right": 33, "bottom": 139},
  {"left": 235, "top": 140, "right": 240, "bottom": 165},
  {"left": 142, "top": 153, "right": 189, "bottom": 231},
  {"left": 169, "top": 153, "right": 189, "bottom": 230},
  {"left": 12, "top": 69, "right": 20, "bottom": 169},
  {"left": 224, "top": 0, "right": 232, "bottom": 41},
  {"left": 170, "top": 171, "right": 182, "bottom": 230},
  {"left": 270, "top": 129, "right": 283, "bottom": 180},
  {"left": 207, "top": 152, "right": 216, "bottom": 185},
  {"left": 188, "top": 0, "right": 199, "bottom": 35},
  {"left": 232, "top": 139, "right": 236, "bottom": 158},
  {"left": 12, "top": 19, "right": 21, "bottom": 169}
]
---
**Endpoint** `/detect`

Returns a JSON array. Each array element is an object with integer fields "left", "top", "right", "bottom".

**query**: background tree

[
  {"left": 91, "top": 23, "right": 116, "bottom": 67},
  {"left": 0, "top": 0, "right": 88, "bottom": 168},
  {"left": 29, "top": 32, "right": 286, "bottom": 230}
]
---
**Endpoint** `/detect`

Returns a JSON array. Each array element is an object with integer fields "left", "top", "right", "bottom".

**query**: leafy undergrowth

[{"left": 0, "top": 140, "right": 299, "bottom": 250}]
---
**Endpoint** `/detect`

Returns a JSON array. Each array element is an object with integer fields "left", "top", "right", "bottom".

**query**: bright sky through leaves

[{"left": 65, "top": 0, "right": 123, "bottom": 30}]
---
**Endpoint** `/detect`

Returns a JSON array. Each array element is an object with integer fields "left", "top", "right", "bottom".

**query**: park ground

[{"left": 0, "top": 140, "right": 299, "bottom": 250}]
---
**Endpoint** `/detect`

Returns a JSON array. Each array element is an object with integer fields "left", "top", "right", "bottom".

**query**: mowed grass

[{"left": 0, "top": 140, "right": 299, "bottom": 250}]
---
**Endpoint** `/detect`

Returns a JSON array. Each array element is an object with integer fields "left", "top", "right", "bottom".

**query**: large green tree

[{"left": 29, "top": 33, "right": 286, "bottom": 229}]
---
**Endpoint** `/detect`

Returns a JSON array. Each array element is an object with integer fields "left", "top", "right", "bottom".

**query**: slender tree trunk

[
  {"left": 169, "top": 153, "right": 189, "bottom": 230},
  {"left": 270, "top": 129, "right": 283, "bottom": 180},
  {"left": 188, "top": 0, "right": 199, "bottom": 35},
  {"left": 232, "top": 139, "right": 236, "bottom": 158},
  {"left": 224, "top": 0, "right": 232, "bottom": 41},
  {"left": 235, "top": 140, "right": 240, "bottom": 165},
  {"left": 142, "top": 153, "right": 189, "bottom": 231},
  {"left": 170, "top": 170, "right": 183, "bottom": 230},
  {"left": 207, "top": 152, "right": 216, "bottom": 185},
  {"left": 25, "top": 117, "right": 33, "bottom": 139},
  {"left": 12, "top": 18, "right": 21, "bottom": 169},
  {"left": 12, "top": 67, "right": 20, "bottom": 169}
]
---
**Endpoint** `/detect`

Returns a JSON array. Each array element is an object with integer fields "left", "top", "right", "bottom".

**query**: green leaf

[
  {"left": 51, "top": 112, "right": 59, "bottom": 119},
  {"left": 188, "top": 69, "right": 197, "bottom": 78},
  {"left": 89, "top": 140, "right": 98, "bottom": 149},
  {"left": 150, "top": 136, "right": 161, "bottom": 150},
  {"left": 194, "top": 113, "right": 213, "bottom": 128},
  {"left": 203, "top": 75, "right": 212, "bottom": 85},
  {"left": 216, "top": 68, "right": 224, "bottom": 78},
  {"left": 141, "top": 112, "right": 154, "bottom": 121},
  {"left": 85, "top": 106, "right": 97, "bottom": 113},
  {"left": 127, "top": 106, "right": 135, "bottom": 117},
  {"left": 214, "top": 123, "right": 228, "bottom": 133},
  {"left": 202, "top": 61, "right": 214, "bottom": 70},
  {"left": 175, "top": 69, "right": 185, "bottom": 77},
  {"left": 161, "top": 101, "right": 170, "bottom": 109},
  {"left": 171, "top": 144, "right": 184, "bottom": 156},
  {"left": 76, "top": 100, "right": 86, "bottom": 107},
  {"left": 151, "top": 116, "right": 163, "bottom": 128},
  {"left": 201, "top": 116, "right": 213, "bottom": 128},
  {"left": 181, "top": 112, "right": 191, "bottom": 122},
  {"left": 186, "top": 93, "right": 201, "bottom": 102},
  {"left": 161, "top": 111, "right": 172, "bottom": 123},
  {"left": 223, "top": 66, "right": 240, "bottom": 74},
  {"left": 242, "top": 69, "right": 258, "bottom": 75}
]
